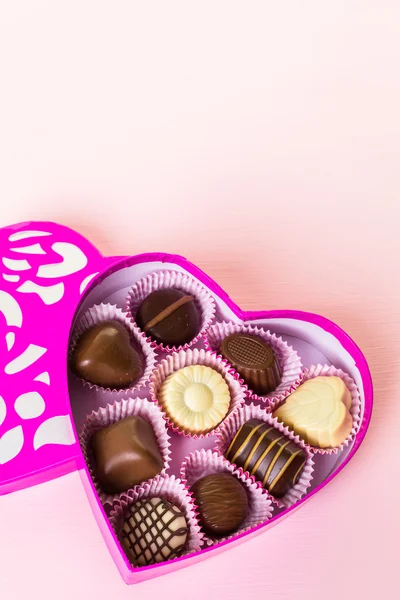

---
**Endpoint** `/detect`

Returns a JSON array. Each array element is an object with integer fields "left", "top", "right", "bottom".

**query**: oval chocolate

[
  {"left": 219, "top": 333, "right": 281, "bottom": 395},
  {"left": 190, "top": 473, "right": 248, "bottom": 537}
]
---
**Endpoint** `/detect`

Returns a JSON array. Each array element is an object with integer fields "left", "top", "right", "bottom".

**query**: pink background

[{"left": 0, "top": 1, "right": 398, "bottom": 598}]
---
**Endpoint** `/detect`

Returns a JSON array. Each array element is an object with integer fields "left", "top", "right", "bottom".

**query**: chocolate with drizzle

[
  {"left": 119, "top": 497, "right": 189, "bottom": 566},
  {"left": 225, "top": 418, "right": 306, "bottom": 498}
]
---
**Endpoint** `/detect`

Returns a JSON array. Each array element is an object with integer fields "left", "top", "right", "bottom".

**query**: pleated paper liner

[
  {"left": 80, "top": 397, "right": 171, "bottom": 504},
  {"left": 181, "top": 449, "right": 274, "bottom": 545},
  {"left": 109, "top": 474, "right": 204, "bottom": 566},
  {"left": 149, "top": 348, "right": 247, "bottom": 439},
  {"left": 272, "top": 363, "right": 362, "bottom": 455},
  {"left": 125, "top": 270, "right": 216, "bottom": 352},
  {"left": 203, "top": 321, "right": 303, "bottom": 409},
  {"left": 69, "top": 303, "right": 157, "bottom": 395},
  {"left": 215, "top": 403, "right": 314, "bottom": 509}
]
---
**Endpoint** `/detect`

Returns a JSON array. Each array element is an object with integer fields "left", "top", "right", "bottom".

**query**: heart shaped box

[{"left": 0, "top": 221, "right": 373, "bottom": 585}]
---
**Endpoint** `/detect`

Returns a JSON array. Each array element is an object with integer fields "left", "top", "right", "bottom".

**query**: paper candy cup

[
  {"left": 181, "top": 449, "right": 274, "bottom": 545},
  {"left": 203, "top": 321, "right": 303, "bottom": 409},
  {"left": 216, "top": 403, "right": 314, "bottom": 508},
  {"left": 149, "top": 348, "right": 247, "bottom": 438},
  {"left": 80, "top": 397, "right": 171, "bottom": 504},
  {"left": 69, "top": 303, "right": 157, "bottom": 395},
  {"left": 273, "top": 363, "right": 362, "bottom": 455},
  {"left": 126, "top": 270, "right": 216, "bottom": 352},
  {"left": 109, "top": 474, "right": 204, "bottom": 564}
]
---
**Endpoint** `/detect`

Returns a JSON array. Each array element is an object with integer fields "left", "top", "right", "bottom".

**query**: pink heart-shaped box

[{"left": 0, "top": 221, "right": 373, "bottom": 585}]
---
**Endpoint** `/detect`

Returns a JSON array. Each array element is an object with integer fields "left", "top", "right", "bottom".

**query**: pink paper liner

[
  {"left": 80, "top": 397, "right": 171, "bottom": 504},
  {"left": 69, "top": 303, "right": 157, "bottom": 395},
  {"left": 215, "top": 403, "right": 314, "bottom": 508},
  {"left": 181, "top": 449, "right": 274, "bottom": 545},
  {"left": 204, "top": 321, "right": 303, "bottom": 408},
  {"left": 109, "top": 474, "right": 205, "bottom": 564},
  {"left": 272, "top": 363, "right": 362, "bottom": 455},
  {"left": 149, "top": 348, "right": 247, "bottom": 438},
  {"left": 125, "top": 270, "right": 216, "bottom": 352}
]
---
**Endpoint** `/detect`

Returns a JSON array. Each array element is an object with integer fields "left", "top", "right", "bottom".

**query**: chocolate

[
  {"left": 225, "top": 419, "right": 306, "bottom": 498},
  {"left": 71, "top": 320, "right": 142, "bottom": 389},
  {"left": 273, "top": 376, "right": 353, "bottom": 448},
  {"left": 135, "top": 288, "right": 200, "bottom": 346},
  {"left": 190, "top": 473, "right": 248, "bottom": 537},
  {"left": 119, "top": 497, "right": 188, "bottom": 566},
  {"left": 219, "top": 333, "right": 281, "bottom": 396},
  {"left": 158, "top": 365, "right": 231, "bottom": 434},
  {"left": 90, "top": 416, "right": 164, "bottom": 494}
]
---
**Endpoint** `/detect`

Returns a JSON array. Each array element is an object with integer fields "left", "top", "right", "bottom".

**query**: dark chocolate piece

[
  {"left": 219, "top": 333, "right": 281, "bottom": 395},
  {"left": 71, "top": 320, "right": 142, "bottom": 389},
  {"left": 190, "top": 473, "right": 248, "bottom": 537},
  {"left": 135, "top": 288, "right": 200, "bottom": 346},
  {"left": 225, "top": 418, "right": 306, "bottom": 498},
  {"left": 119, "top": 497, "right": 188, "bottom": 566},
  {"left": 90, "top": 416, "right": 164, "bottom": 494}
]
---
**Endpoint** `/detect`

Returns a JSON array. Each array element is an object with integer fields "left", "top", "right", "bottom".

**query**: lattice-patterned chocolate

[{"left": 119, "top": 497, "right": 189, "bottom": 566}]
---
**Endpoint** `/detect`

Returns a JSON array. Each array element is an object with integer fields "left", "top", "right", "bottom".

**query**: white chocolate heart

[{"left": 273, "top": 376, "right": 353, "bottom": 448}]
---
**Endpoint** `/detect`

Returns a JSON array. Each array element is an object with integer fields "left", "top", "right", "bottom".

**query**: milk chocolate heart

[
  {"left": 0, "top": 221, "right": 373, "bottom": 586},
  {"left": 71, "top": 321, "right": 143, "bottom": 389}
]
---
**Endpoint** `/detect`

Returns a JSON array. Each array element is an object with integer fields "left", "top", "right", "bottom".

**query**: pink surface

[{"left": 0, "top": 1, "right": 398, "bottom": 598}]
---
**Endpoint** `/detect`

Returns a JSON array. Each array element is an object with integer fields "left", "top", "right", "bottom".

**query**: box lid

[{"left": 0, "top": 221, "right": 118, "bottom": 494}]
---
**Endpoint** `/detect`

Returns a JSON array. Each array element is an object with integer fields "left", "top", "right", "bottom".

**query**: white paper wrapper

[
  {"left": 273, "top": 363, "right": 362, "bottom": 455},
  {"left": 80, "top": 397, "right": 171, "bottom": 504},
  {"left": 215, "top": 403, "right": 314, "bottom": 508},
  {"left": 204, "top": 321, "right": 303, "bottom": 409},
  {"left": 109, "top": 474, "right": 204, "bottom": 565},
  {"left": 125, "top": 270, "right": 216, "bottom": 352},
  {"left": 149, "top": 348, "right": 247, "bottom": 438},
  {"left": 69, "top": 303, "right": 157, "bottom": 395},
  {"left": 181, "top": 449, "right": 274, "bottom": 545}
]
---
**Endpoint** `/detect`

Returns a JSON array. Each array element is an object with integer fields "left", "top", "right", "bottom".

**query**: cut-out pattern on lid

[{"left": 0, "top": 221, "right": 117, "bottom": 493}]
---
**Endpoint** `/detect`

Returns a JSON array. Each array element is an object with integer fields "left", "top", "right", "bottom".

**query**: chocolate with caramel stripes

[
  {"left": 135, "top": 288, "right": 200, "bottom": 347},
  {"left": 225, "top": 418, "right": 306, "bottom": 498}
]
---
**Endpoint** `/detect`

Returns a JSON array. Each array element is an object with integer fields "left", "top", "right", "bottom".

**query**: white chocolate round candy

[{"left": 158, "top": 365, "right": 231, "bottom": 434}]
